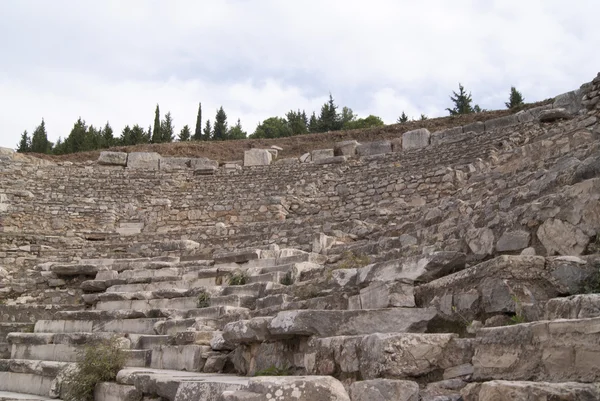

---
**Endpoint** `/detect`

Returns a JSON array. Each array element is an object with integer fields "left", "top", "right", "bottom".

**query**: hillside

[{"left": 32, "top": 101, "right": 550, "bottom": 163}]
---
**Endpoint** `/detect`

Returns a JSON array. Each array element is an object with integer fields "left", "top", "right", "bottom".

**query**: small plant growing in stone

[
  {"left": 280, "top": 271, "right": 294, "bottom": 286},
  {"left": 508, "top": 294, "right": 526, "bottom": 325},
  {"left": 62, "top": 337, "right": 126, "bottom": 401},
  {"left": 254, "top": 365, "right": 292, "bottom": 376},
  {"left": 197, "top": 291, "right": 211, "bottom": 308},
  {"left": 336, "top": 251, "right": 371, "bottom": 270},
  {"left": 228, "top": 270, "right": 249, "bottom": 286}
]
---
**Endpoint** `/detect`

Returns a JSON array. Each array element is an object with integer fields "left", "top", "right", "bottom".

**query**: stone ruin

[{"left": 0, "top": 73, "right": 599, "bottom": 401}]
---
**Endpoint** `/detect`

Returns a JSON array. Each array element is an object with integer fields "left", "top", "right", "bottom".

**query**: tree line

[{"left": 16, "top": 85, "right": 525, "bottom": 154}]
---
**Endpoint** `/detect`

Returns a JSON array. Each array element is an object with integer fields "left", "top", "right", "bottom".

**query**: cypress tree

[
  {"left": 152, "top": 104, "right": 162, "bottom": 143},
  {"left": 160, "top": 112, "right": 174, "bottom": 142},
  {"left": 203, "top": 120, "right": 212, "bottom": 141},
  {"left": 193, "top": 103, "right": 202, "bottom": 140},
  {"left": 308, "top": 112, "right": 319, "bottom": 133},
  {"left": 213, "top": 107, "right": 228, "bottom": 141},
  {"left": 17, "top": 130, "right": 31, "bottom": 153}
]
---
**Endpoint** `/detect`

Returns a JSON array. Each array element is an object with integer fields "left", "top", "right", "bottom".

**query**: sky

[{"left": 0, "top": 0, "right": 599, "bottom": 149}]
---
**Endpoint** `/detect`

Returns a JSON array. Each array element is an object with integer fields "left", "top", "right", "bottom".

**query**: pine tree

[
  {"left": 178, "top": 125, "right": 191, "bottom": 141},
  {"left": 340, "top": 106, "right": 356, "bottom": 128},
  {"left": 152, "top": 104, "right": 162, "bottom": 143},
  {"left": 203, "top": 119, "right": 212, "bottom": 141},
  {"left": 397, "top": 112, "right": 409, "bottom": 123},
  {"left": 420, "top": 114, "right": 428, "bottom": 121},
  {"left": 213, "top": 107, "right": 228, "bottom": 141},
  {"left": 286, "top": 110, "right": 308, "bottom": 135},
  {"left": 446, "top": 84, "right": 474, "bottom": 115},
  {"left": 317, "top": 93, "right": 341, "bottom": 132},
  {"left": 227, "top": 119, "right": 247, "bottom": 140},
  {"left": 130, "top": 125, "right": 147, "bottom": 144},
  {"left": 17, "top": 130, "right": 31, "bottom": 153},
  {"left": 120, "top": 125, "right": 133, "bottom": 146},
  {"left": 193, "top": 102, "right": 203, "bottom": 140},
  {"left": 308, "top": 112, "right": 319, "bottom": 133},
  {"left": 63, "top": 118, "right": 88, "bottom": 153},
  {"left": 161, "top": 112, "right": 174, "bottom": 142},
  {"left": 101, "top": 122, "right": 114, "bottom": 148},
  {"left": 505, "top": 87, "right": 525, "bottom": 109},
  {"left": 31, "top": 119, "right": 51, "bottom": 153}
]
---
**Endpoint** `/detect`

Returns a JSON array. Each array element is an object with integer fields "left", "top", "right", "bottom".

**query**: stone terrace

[{"left": 0, "top": 73, "right": 599, "bottom": 400}]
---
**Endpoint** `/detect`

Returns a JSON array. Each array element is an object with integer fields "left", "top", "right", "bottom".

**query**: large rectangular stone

[
  {"left": 98, "top": 151, "right": 128, "bottom": 166},
  {"left": 357, "top": 141, "right": 392, "bottom": 156},
  {"left": 484, "top": 114, "right": 519, "bottom": 131},
  {"left": 244, "top": 149, "right": 272, "bottom": 166},
  {"left": 311, "top": 149, "right": 334, "bottom": 162},
  {"left": 402, "top": 129, "right": 431, "bottom": 150},
  {"left": 430, "top": 127, "right": 463, "bottom": 146},
  {"left": 0, "top": 372, "right": 53, "bottom": 396},
  {"left": 127, "top": 152, "right": 161, "bottom": 169},
  {"left": 472, "top": 317, "right": 600, "bottom": 382}
]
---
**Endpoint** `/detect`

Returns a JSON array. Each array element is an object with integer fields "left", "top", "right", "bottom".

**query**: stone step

[
  {"left": 472, "top": 316, "right": 600, "bottom": 383},
  {"left": 150, "top": 344, "right": 212, "bottom": 371},
  {"left": 0, "top": 372, "right": 53, "bottom": 397},
  {"left": 209, "top": 295, "right": 256, "bottom": 309},
  {"left": 305, "top": 332, "right": 471, "bottom": 382},
  {"left": 94, "top": 382, "right": 142, "bottom": 401},
  {"left": 95, "top": 297, "right": 199, "bottom": 311},
  {"left": 35, "top": 318, "right": 165, "bottom": 335},
  {"left": 545, "top": 293, "right": 600, "bottom": 320},
  {"left": 116, "top": 367, "right": 249, "bottom": 401},
  {"left": 246, "top": 271, "right": 287, "bottom": 284},
  {"left": 104, "top": 275, "right": 222, "bottom": 293},
  {"left": 0, "top": 391, "right": 60, "bottom": 400},
  {"left": 415, "top": 255, "right": 598, "bottom": 324},
  {"left": 10, "top": 342, "right": 150, "bottom": 366},
  {"left": 462, "top": 380, "right": 600, "bottom": 400},
  {"left": 0, "top": 324, "right": 35, "bottom": 340},
  {"left": 221, "top": 376, "right": 350, "bottom": 401}
]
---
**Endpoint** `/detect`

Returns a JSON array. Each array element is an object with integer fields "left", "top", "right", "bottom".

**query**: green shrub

[
  {"left": 63, "top": 337, "right": 126, "bottom": 401},
  {"left": 228, "top": 270, "right": 249, "bottom": 286},
  {"left": 254, "top": 365, "right": 292, "bottom": 376},
  {"left": 197, "top": 291, "right": 211, "bottom": 308}
]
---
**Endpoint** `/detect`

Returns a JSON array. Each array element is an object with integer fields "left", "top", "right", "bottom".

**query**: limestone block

[
  {"left": 190, "top": 157, "right": 219, "bottom": 170},
  {"left": 98, "top": 151, "right": 128, "bottom": 166},
  {"left": 94, "top": 382, "right": 142, "bottom": 401},
  {"left": 268, "top": 308, "right": 436, "bottom": 337},
  {"left": 222, "top": 317, "right": 272, "bottom": 344},
  {"left": 545, "top": 294, "right": 600, "bottom": 320},
  {"left": 462, "top": 121, "right": 484, "bottom": 134},
  {"left": 495, "top": 230, "right": 530, "bottom": 252},
  {"left": 357, "top": 141, "right": 392, "bottom": 156},
  {"left": 350, "top": 379, "right": 419, "bottom": 401},
  {"left": 516, "top": 110, "right": 535, "bottom": 123},
  {"left": 430, "top": 127, "right": 463, "bottom": 146},
  {"left": 244, "top": 149, "right": 272, "bottom": 166},
  {"left": 127, "top": 152, "right": 161, "bottom": 169},
  {"left": 351, "top": 280, "right": 415, "bottom": 309},
  {"left": 312, "top": 233, "right": 335, "bottom": 254},
  {"left": 311, "top": 149, "right": 334, "bottom": 162},
  {"left": 553, "top": 89, "right": 583, "bottom": 114},
  {"left": 466, "top": 227, "right": 495, "bottom": 256},
  {"left": 391, "top": 137, "right": 403, "bottom": 152},
  {"left": 50, "top": 263, "right": 99, "bottom": 276},
  {"left": 402, "top": 128, "right": 431, "bottom": 150},
  {"left": 314, "top": 156, "right": 347, "bottom": 165},
  {"left": 267, "top": 149, "right": 278, "bottom": 158},
  {"left": 538, "top": 108, "right": 573, "bottom": 123},
  {"left": 159, "top": 157, "right": 191, "bottom": 170},
  {"left": 537, "top": 218, "right": 589, "bottom": 255},
  {"left": 484, "top": 114, "right": 519, "bottom": 131},
  {"left": 472, "top": 317, "right": 600, "bottom": 382},
  {"left": 300, "top": 153, "right": 311, "bottom": 163},
  {"left": 473, "top": 381, "right": 600, "bottom": 401},
  {"left": 334, "top": 140, "right": 360, "bottom": 157},
  {"left": 116, "top": 222, "right": 144, "bottom": 236},
  {"left": 245, "top": 376, "right": 350, "bottom": 401}
]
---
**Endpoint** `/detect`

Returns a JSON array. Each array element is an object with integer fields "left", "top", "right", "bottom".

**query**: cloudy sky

[{"left": 1, "top": 0, "right": 598, "bottom": 149}]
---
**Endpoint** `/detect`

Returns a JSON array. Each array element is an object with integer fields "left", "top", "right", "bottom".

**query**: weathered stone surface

[
  {"left": 537, "top": 218, "right": 590, "bottom": 255},
  {"left": 402, "top": 128, "right": 431, "bottom": 150},
  {"left": 484, "top": 114, "right": 519, "bottom": 131},
  {"left": 495, "top": 230, "right": 530, "bottom": 252},
  {"left": 539, "top": 108, "right": 573, "bottom": 123},
  {"left": 98, "top": 151, "right": 128, "bottom": 166},
  {"left": 314, "top": 155, "right": 346, "bottom": 165},
  {"left": 462, "top": 121, "right": 484, "bottom": 134},
  {"left": 159, "top": 157, "right": 192, "bottom": 171},
  {"left": 268, "top": 308, "right": 436, "bottom": 337},
  {"left": 311, "top": 149, "right": 334, "bottom": 162},
  {"left": 349, "top": 280, "right": 415, "bottom": 309},
  {"left": 357, "top": 141, "right": 392, "bottom": 157},
  {"left": 244, "top": 376, "right": 350, "bottom": 401},
  {"left": 545, "top": 294, "right": 600, "bottom": 320},
  {"left": 466, "top": 228, "right": 495, "bottom": 257},
  {"left": 306, "top": 333, "right": 467, "bottom": 379},
  {"left": 553, "top": 89, "right": 583, "bottom": 114},
  {"left": 431, "top": 127, "right": 464, "bottom": 146},
  {"left": 349, "top": 379, "right": 419, "bottom": 401},
  {"left": 244, "top": 149, "right": 272, "bottom": 166},
  {"left": 214, "top": 250, "right": 259, "bottom": 264},
  {"left": 50, "top": 264, "right": 99, "bottom": 276},
  {"left": 312, "top": 233, "right": 335, "bottom": 254},
  {"left": 472, "top": 317, "right": 600, "bottom": 382},
  {"left": 469, "top": 380, "right": 600, "bottom": 401},
  {"left": 94, "top": 382, "right": 142, "bottom": 401},
  {"left": 222, "top": 317, "right": 272, "bottom": 344},
  {"left": 127, "top": 152, "right": 161, "bottom": 169}
]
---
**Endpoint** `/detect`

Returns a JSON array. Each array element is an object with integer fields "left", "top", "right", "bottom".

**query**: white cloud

[{"left": 1, "top": 0, "right": 599, "bottom": 148}]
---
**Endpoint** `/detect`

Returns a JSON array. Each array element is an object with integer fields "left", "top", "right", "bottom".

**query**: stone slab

[
  {"left": 402, "top": 128, "right": 430, "bottom": 150},
  {"left": 98, "top": 151, "right": 128, "bottom": 166},
  {"left": 127, "top": 152, "right": 161, "bottom": 169}
]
